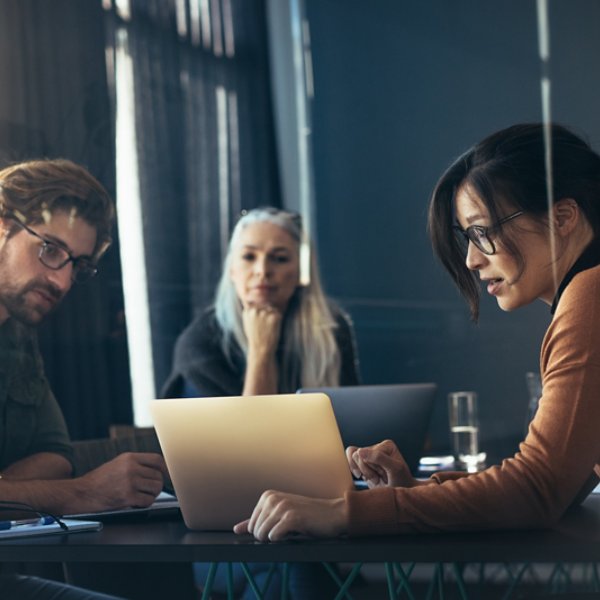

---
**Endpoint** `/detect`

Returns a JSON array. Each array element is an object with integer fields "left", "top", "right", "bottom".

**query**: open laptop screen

[
  {"left": 151, "top": 393, "right": 354, "bottom": 530},
  {"left": 297, "top": 383, "right": 437, "bottom": 474}
]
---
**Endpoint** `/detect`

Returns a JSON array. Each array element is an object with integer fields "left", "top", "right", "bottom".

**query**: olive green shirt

[{"left": 0, "top": 319, "right": 73, "bottom": 470}]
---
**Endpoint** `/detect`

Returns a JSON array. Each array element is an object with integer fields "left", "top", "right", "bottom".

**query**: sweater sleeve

[{"left": 346, "top": 265, "right": 600, "bottom": 536}]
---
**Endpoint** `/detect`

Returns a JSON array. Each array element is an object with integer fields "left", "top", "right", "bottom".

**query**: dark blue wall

[{"left": 305, "top": 0, "right": 600, "bottom": 453}]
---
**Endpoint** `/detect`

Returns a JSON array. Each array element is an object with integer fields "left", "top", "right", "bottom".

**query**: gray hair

[{"left": 214, "top": 207, "right": 340, "bottom": 390}]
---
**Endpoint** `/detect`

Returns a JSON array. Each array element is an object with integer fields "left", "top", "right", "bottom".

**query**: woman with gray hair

[
  {"left": 162, "top": 207, "right": 360, "bottom": 599},
  {"left": 162, "top": 206, "right": 360, "bottom": 399}
]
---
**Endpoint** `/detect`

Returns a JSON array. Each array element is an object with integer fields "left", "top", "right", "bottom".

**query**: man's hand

[
  {"left": 233, "top": 490, "right": 348, "bottom": 542},
  {"left": 74, "top": 452, "right": 168, "bottom": 513},
  {"left": 346, "top": 439, "right": 427, "bottom": 488}
]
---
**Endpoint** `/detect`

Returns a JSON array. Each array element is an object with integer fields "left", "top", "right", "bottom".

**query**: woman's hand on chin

[{"left": 243, "top": 303, "right": 283, "bottom": 357}]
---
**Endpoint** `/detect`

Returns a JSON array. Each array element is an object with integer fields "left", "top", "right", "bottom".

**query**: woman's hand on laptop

[
  {"left": 347, "top": 440, "right": 428, "bottom": 489},
  {"left": 233, "top": 491, "right": 347, "bottom": 542}
]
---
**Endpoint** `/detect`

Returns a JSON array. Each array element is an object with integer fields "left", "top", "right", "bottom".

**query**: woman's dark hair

[{"left": 428, "top": 123, "right": 600, "bottom": 321}]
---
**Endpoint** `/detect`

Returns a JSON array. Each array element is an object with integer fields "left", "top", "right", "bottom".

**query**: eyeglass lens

[
  {"left": 468, "top": 227, "right": 494, "bottom": 254},
  {"left": 454, "top": 226, "right": 494, "bottom": 255},
  {"left": 38, "top": 244, "right": 96, "bottom": 282}
]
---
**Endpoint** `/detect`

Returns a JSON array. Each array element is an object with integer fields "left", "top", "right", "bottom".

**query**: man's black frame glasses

[{"left": 8, "top": 216, "right": 98, "bottom": 283}]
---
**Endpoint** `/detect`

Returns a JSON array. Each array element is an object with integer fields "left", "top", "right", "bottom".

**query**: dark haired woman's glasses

[
  {"left": 9, "top": 217, "right": 98, "bottom": 283},
  {"left": 453, "top": 211, "right": 524, "bottom": 255}
]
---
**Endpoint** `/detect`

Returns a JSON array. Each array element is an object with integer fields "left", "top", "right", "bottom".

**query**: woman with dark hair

[{"left": 233, "top": 123, "right": 600, "bottom": 540}]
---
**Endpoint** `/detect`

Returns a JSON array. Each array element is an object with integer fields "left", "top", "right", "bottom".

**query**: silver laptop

[
  {"left": 297, "top": 383, "right": 437, "bottom": 474},
  {"left": 150, "top": 393, "right": 354, "bottom": 531}
]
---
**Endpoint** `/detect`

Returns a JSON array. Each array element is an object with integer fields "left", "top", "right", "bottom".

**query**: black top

[
  {"left": 551, "top": 237, "right": 600, "bottom": 314},
  {"left": 161, "top": 304, "right": 361, "bottom": 398}
]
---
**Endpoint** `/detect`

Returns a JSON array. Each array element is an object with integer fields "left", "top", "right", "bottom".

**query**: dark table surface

[{"left": 1, "top": 493, "right": 600, "bottom": 564}]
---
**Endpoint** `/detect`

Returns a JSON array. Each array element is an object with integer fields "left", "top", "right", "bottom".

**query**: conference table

[{"left": 2, "top": 494, "right": 600, "bottom": 599}]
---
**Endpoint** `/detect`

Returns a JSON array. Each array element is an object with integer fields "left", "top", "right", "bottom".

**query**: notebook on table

[
  {"left": 150, "top": 393, "right": 354, "bottom": 531},
  {"left": 65, "top": 491, "right": 180, "bottom": 523},
  {"left": 297, "top": 383, "right": 437, "bottom": 474}
]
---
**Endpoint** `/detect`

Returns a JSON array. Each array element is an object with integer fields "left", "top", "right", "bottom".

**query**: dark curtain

[
  {"left": 0, "top": 0, "right": 132, "bottom": 440},
  {"left": 0, "top": 0, "right": 280, "bottom": 437},
  {"left": 103, "top": 0, "right": 282, "bottom": 392}
]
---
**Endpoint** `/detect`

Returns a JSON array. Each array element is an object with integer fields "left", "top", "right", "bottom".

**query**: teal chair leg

[
  {"left": 280, "top": 563, "right": 289, "bottom": 600},
  {"left": 592, "top": 563, "right": 600, "bottom": 591},
  {"left": 239, "top": 562, "right": 265, "bottom": 599},
  {"left": 226, "top": 563, "right": 234, "bottom": 600},
  {"left": 392, "top": 563, "right": 416, "bottom": 600},
  {"left": 451, "top": 563, "right": 469, "bottom": 600},
  {"left": 424, "top": 563, "right": 445, "bottom": 600},
  {"left": 330, "top": 562, "right": 361, "bottom": 600},
  {"left": 201, "top": 562, "right": 219, "bottom": 600},
  {"left": 385, "top": 563, "right": 397, "bottom": 599},
  {"left": 501, "top": 563, "right": 530, "bottom": 600}
]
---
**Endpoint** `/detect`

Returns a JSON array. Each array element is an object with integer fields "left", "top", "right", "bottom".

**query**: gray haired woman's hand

[{"left": 243, "top": 303, "right": 283, "bottom": 357}]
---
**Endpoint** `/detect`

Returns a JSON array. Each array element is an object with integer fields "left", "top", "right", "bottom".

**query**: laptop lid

[
  {"left": 150, "top": 393, "right": 354, "bottom": 531},
  {"left": 297, "top": 383, "right": 437, "bottom": 474}
]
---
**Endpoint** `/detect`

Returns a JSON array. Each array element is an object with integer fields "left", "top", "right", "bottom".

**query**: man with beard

[{"left": 0, "top": 159, "right": 167, "bottom": 599}]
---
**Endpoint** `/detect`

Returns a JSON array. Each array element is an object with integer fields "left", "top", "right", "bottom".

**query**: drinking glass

[{"left": 448, "top": 391, "right": 486, "bottom": 472}]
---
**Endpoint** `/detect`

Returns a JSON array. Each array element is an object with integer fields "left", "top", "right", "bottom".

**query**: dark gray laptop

[{"left": 297, "top": 383, "right": 437, "bottom": 474}]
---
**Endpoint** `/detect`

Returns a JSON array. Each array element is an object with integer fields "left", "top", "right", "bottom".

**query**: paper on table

[{"left": 64, "top": 491, "right": 179, "bottom": 521}]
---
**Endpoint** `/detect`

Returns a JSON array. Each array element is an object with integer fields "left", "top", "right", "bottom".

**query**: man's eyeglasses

[
  {"left": 10, "top": 217, "right": 98, "bottom": 283},
  {"left": 453, "top": 211, "right": 524, "bottom": 256}
]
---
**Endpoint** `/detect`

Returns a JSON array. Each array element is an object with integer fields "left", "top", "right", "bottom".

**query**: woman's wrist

[
  {"left": 246, "top": 345, "right": 277, "bottom": 363},
  {"left": 243, "top": 351, "right": 279, "bottom": 396},
  {"left": 332, "top": 496, "right": 350, "bottom": 536}
]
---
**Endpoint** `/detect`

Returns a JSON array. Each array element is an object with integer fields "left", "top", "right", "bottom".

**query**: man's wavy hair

[{"left": 0, "top": 159, "right": 114, "bottom": 260}]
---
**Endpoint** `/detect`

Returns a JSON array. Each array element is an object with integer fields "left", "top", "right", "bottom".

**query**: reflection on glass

[
  {"left": 114, "top": 27, "right": 156, "bottom": 425},
  {"left": 525, "top": 371, "right": 543, "bottom": 435}
]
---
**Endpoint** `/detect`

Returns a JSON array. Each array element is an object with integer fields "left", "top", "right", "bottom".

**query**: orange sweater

[{"left": 346, "top": 261, "right": 600, "bottom": 535}]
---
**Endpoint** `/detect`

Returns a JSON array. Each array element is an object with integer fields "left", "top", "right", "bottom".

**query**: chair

[
  {"left": 71, "top": 425, "right": 162, "bottom": 476},
  {"left": 67, "top": 426, "right": 194, "bottom": 600}
]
